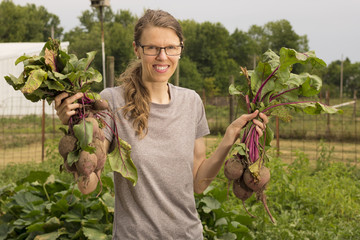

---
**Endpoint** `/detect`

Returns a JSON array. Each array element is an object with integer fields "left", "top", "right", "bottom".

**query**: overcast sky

[{"left": 12, "top": 0, "right": 360, "bottom": 64}]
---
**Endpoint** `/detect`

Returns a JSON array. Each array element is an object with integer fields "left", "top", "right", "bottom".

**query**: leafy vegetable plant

[
  {"left": 226, "top": 47, "right": 341, "bottom": 223},
  {"left": 4, "top": 38, "right": 138, "bottom": 190}
]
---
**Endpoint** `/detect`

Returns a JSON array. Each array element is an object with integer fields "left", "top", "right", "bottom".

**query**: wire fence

[
  {"left": 0, "top": 93, "right": 359, "bottom": 168},
  {"left": 204, "top": 92, "right": 359, "bottom": 165}
]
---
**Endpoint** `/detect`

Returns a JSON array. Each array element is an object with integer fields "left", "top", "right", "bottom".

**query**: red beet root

[
  {"left": 243, "top": 166, "right": 270, "bottom": 192},
  {"left": 224, "top": 156, "right": 244, "bottom": 180}
]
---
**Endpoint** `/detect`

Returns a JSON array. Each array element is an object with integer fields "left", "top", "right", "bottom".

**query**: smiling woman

[{"left": 54, "top": 9, "right": 268, "bottom": 240}]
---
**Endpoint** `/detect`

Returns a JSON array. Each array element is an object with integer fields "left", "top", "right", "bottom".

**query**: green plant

[{"left": 0, "top": 171, "right": 115, "bottom": 240}]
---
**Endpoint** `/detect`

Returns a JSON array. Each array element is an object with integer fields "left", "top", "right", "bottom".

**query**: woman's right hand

[{"left": 54, "top": 92, "right": 84, "bottom": 124}]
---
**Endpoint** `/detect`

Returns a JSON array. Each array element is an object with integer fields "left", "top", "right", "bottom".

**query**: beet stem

[{"left": 242, "top": 200, "right": 256, "bottom": 218}]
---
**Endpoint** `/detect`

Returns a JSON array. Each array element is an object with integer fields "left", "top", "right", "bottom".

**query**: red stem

[{"left": 253, "top": 66, "right": 279, "bottom": 104}]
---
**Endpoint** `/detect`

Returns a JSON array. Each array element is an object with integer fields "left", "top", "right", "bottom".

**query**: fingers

[
  {"left": 255, "top": 125, "right": 264, "bottom": 137},
  {"left": 252, "top": 112, "right": 268, "bottom": 136},
  {"left": 55, "top": 92, "right": 83, "bottom": 125}
]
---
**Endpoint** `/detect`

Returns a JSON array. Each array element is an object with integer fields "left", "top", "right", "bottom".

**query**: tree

[
  {"left": 248, "top": 19, "right": 309, "bottom": 56},
  {"left": 63, "top": 8, "right": 136, "bottom": 91},
  {"left": 0, "top": 0, "right": 63, "bottom": 42},
  {"left": 321, "top": 59, "right": 360, "bottom": 98},
  {"left": 174, "top": 56, "right": 202, "bottom": 92},
  {"left": 229, "top": 29, "right": 257, "bottom": 69}
]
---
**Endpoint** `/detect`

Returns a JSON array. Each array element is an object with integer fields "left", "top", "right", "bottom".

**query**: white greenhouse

[{"left": 0, "top": 42, "right": 69, "bottom": 116}]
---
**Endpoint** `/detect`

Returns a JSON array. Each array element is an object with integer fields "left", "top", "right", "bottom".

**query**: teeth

[{"left": 155, "top": 66, "right": 168, "bottom": 70}]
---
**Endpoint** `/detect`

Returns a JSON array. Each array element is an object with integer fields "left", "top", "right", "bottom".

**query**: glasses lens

[
  {"left": 142, "top": 45, "right": 182, "bottom": 56},
  {"left": 166, "top": 46, "right": 182, "bottom": 56},
  {"left": 143, "top": 46, "right": 158, "bottom": 55}
]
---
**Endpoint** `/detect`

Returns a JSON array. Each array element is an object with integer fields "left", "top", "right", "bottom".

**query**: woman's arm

[{"left": 193, "top": 110, "right": 268, "bottom": 194}]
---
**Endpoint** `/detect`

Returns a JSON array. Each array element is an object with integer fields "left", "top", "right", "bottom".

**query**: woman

[{"left": 55, "top": 9, "right": 268, "bottom": 240}]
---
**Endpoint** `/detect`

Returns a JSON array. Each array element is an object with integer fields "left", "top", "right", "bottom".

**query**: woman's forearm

[{"left": 194, "top": 127, "right": 237, "bottom": 193}]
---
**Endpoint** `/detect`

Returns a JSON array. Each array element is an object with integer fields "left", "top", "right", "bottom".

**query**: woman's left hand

[{"left": 226, "top": 110, "right": 269, "bottom": 144}]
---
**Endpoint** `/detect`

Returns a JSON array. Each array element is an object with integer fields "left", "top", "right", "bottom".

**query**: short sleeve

[{"left": 195, "top": 93, "right": 210, "bottom": 139}]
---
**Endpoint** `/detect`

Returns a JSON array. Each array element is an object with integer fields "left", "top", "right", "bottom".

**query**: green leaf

[
  {"left": 17, "top": 171, "right": 51, "bottom": 185},
  {"left": 291, "top": 102, "right": 341, "bottom": 115},
  {"left": 34, "top": 231, "right": 60, "bottom": 240},
  {"left": 101, "top": 192, "right": 115, "bottom": 212},
  {"left": 218, "top": 232, "right": 237, "bottom": 240},
  {"left": 83, "top": 227, "right": 109, "bottom": 240},
  {"left": 108, "top": 137, "right": 138, "bottom": 186},
  {"left": 215, "top": 217, "right": 228, "bottom": 227},
  {"left": 67, "top": 150, "right": 80, "bottom": 166},
  {"left": 20, "top": 69, "right": 47, "bottom": 94},
  {"left": 200, "top": 196, "right": 221, "bottom": 212},
  {"left": 4, "top": 74, "right": 25, "bottom": 89},
  {"left": 229, "top": 84, "right": 241, "bottom": 95},
  {"left": 44, "top": 48, "right": 57, "bottom": 71},
  {"left": 76, "top": 51, "right": 96, "bottom": 71},
  {"left": 43, "top": 217, "right": 61, "bottom": 232},
  {"left": 15, "top": 55, "right": 31, "bottom": 65},
  {"left": 73, "top": 120, "right": 93, "bottom": 151}
]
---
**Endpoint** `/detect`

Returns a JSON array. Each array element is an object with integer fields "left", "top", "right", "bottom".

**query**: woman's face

[{"left": 134, "top": 26, "right": 181, "bottom": 85}]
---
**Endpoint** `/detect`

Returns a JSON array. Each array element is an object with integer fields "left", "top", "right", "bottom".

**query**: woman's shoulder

[
  {"left": 100, "top": 86, "right": 125, "bottom": 107},
  {"left": 169, "top": 83, "right": 201, "bottom": 100},
  {"left": 100, "top": 86, "right": 124, "bottom": 99}
]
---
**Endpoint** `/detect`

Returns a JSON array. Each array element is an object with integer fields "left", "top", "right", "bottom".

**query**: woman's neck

[{"left": 145, "top": 82, "right": 170, "bottom": 104}]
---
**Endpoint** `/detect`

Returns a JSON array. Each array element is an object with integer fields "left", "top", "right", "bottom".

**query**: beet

[
  {"left": 93, "top": 99, "right": 109, "bottom": 111},
  {"left": 63, "top": 159, "right": 77, "bottom": 173},
  {"left": 233, "top": 177, "right": 253, "bottom": 201},
  {"left": 93, "top": 139, "right": 106, "bottom": 172},
  {"left": 243, "top": 166, "right": 270, "bottom": 192},
  {"left": 233, "top": 177, "right": 256, "bottom": 218},
  {"left": 58, "top": 134, "right": 77, "bottom": 159},
  {"left": 75, "top": 151, "right": 97, "bottom": 178},
  {"left": 224, "top": 156, "right": 244, "bottom": 180}
]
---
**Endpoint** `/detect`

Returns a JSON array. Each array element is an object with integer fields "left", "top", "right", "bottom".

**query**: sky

[{"left": 11, "top": 0, "right": 360, "bottom": 64}]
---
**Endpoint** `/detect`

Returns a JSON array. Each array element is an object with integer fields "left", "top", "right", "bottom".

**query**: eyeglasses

[{"left": 137, "top": 43, "right": 183, "bottom": 56}]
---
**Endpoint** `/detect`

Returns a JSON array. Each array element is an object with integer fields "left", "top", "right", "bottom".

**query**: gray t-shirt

[{"left": 100, "top": 83, "right": 210, "bottom": 240}]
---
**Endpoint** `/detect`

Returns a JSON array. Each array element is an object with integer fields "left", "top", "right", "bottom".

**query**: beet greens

[
  {"left": 4, "top": 38, "right": 138, "bottom": 186},
  {"left": 229, "top": 47, "right": 341, "bottom": 181}
]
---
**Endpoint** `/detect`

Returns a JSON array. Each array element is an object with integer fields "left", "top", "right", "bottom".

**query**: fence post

[
  {"left": 326, "top": 90, "right": 331, "bottom": 138},
  {"left": 229, "top": 75, "right": 235, "bottom": 124},
  {"left": 106, "top": 56, "right": 115, "bottom": 88},
  {"left": 353, "top": 90, "right": 357, "bottom": 118},
  {"left": 42, "top": 100, "right": 45, "bottom": 162}
]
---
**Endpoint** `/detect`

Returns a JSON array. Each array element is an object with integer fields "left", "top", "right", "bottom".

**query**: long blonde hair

[{"left": 119, "top": 9, "right": 184, "bottom": 138}]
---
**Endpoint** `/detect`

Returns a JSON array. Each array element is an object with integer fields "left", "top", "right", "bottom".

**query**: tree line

[{"left": 1, "top": 0, "right": 359, "bottom": 97}]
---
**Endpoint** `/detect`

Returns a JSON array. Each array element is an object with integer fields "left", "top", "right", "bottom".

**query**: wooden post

[
  {"left": 326, "top": 90, "right": 331, "bottom": 137},
  {"left": 353, "top": 90, "right": 357, "bottom": 118},
  {"left": 106, "top": 56, "right": 115, "bottom": 88},
  {"left": 229, "top": 75, "right": 235, "bottom": 124},
  {"left": 340, "top": 55, "right": 343, "bottom": 101},
  {"left": 42, "top": 100, "right": 45, "bottom": 162}
]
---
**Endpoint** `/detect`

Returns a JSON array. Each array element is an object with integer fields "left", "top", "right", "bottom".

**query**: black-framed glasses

[{"left": 137, "top": 43, "right": 183, "bottom": 56}]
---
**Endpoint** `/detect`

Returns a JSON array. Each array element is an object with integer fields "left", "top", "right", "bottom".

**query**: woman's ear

[{"left": 133, "top": 41, "right": 140, "bottom": 58}]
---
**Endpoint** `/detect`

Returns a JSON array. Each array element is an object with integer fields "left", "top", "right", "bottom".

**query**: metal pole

[
  {"left": 340, "top": 55, "right": 343, "bottom": 101},
  {"left": 100, "top": 6, "right": 106, "bottom": 89},
  {"left": 229, "top": 75, "right": 235, "bottom": 124},
  {"left": 41, "top": 100, "right": 45, "bottom": 162}
]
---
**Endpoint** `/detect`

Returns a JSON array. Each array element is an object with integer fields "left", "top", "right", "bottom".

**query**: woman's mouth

[{"left": 153, "top": 64, "right": 170, "bottom": 73}]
